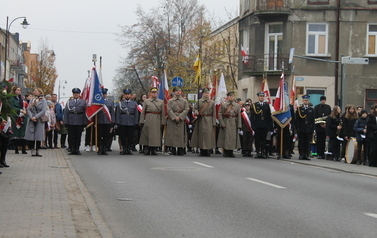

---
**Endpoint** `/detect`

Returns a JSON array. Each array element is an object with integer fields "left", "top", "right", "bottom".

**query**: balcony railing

[
  {"left": 10, "top": 60, "right": 27, "bottom": 74},
  {"left": 255, "top": 0, "right": 290, "bottom": 15},
  {"left": 242, "top": 54, "right": 290, "bottom": 74}
]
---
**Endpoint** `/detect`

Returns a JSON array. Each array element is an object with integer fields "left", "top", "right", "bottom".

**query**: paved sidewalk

[{"left": 0, "top": 147, "right": 112, "bottom": 238}]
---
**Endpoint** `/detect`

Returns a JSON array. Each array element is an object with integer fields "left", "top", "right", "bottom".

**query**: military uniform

[
  {"left": 63, "top": 88, "right": 87, "bottom": 155},
  {"left": 250, "top": 93, "right": 272, "bottom": 158},
  {"left": 190, "top": 96, "right": 216, "bottom": 156},
  {"left": 96, "top": 88, "right": 115, "bottom": 155},
  {"left": 217, "top": 97, "right": 242, "bottom": 157},
  {"left": 314, "top": 96, "right": 331, "bottom": 159},
  {"left": 139, "top": 89, "right": 166, "bottom": 155},
  {"left": 296, "top": 95, "right": 315, "bottom": 160},
  {"left": 165, "top": 89, "right": 189, "bottom": 155},
  {"left": 115, "top": 89, "right": 139, "bottom": 155}
]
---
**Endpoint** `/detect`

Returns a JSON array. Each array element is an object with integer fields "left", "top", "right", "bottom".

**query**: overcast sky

[{"left": 0, "top": 0, "right": 238, "bottom": 102}]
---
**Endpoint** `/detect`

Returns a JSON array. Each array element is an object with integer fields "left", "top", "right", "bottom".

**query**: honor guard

[
  {"left": 115, "top": 88, "right": 139, "bottom": 155},
  {"left": 139, "top": 87, "right": 166, "bottom": 155},
  {"left": 96, "top": 88, "right": 115, "bottom": 155},
  {"left": 217, "top": 91, "right": 242, "bottom": 157},
  {"left": 296, "top": 94, "right": 315, "bottom": 160},
  {"left": 313, "top": 95, "right": 331, "bottom": 159},
  {"left": 251, "top": 91, "right": 273, "bottom": 158},
  {"left": 165, "top": 87, "right": 190, "bottom": 156},
  {"left": 190, "top": 88, "right": 216, "bottom": 156},
  {"left": 63, "top": 88, "right": 87, "bottom": 155}
]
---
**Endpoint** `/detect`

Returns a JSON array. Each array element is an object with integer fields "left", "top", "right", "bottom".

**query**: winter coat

[
  {"left": 24, "top": 97, "right": 47, "bottom": 141},
  {"left": 165, "top": 96, "right": 189, "bottom": 147},
  {"left": 354, "top": 117, "right": 367, "bottom": 142},
  {"left": 217, "top": 100, "right": 241, "bottom": 150}
]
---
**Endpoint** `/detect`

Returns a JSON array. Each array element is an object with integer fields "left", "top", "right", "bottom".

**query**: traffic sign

[
  {"left": 171, "top": 76, "right": 184, "bottom": 87},
  {"left": 341, "top": 56, "right": 369, "bottom": 65}
]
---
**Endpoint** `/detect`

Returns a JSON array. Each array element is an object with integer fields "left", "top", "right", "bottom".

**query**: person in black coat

[
  {"left": 326, "top": 106, "right": 343, "bottom": 162},
  {"left": 250, "top": 91, "right": 272, "bottom": 158},
  {"left": 296, "top": 95, "right": 315, "bottom": 160},
  {"left": 366, "top": 105, "right": 377, "bottom": 167},
  {"left": 354, "top": 110, "right": 368, "bottom": 165},
  {"left": 314, "top": 96, "right": 331, "bottom": 159}
]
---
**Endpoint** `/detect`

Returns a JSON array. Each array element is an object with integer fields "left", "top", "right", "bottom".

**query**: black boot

[
  {"left": 120, "top": 144, "right": 127, "bottom": 155},
  {"left": 150, "top": 147, "right": 158, "bottom": 155},
  {"left": 1, "top": 156, "right": 9, "bottom": 167},
  {"left": 101, "top": 145, "right": 108, "bottom": 155},
  {"left": 97, "top": 145, "right": 102, "bottom": 155},
  {"left": 21, "top": 139, "right": 27, "bottom": 154},
  {"left": 177, "top": 147, "right": 184, "bottom": 156},
  {"left": 35, "top": 149, "right": 42, "bottom": 157},
  {"left": 144, "top": 146, "right": 150, "bottom": 155}
]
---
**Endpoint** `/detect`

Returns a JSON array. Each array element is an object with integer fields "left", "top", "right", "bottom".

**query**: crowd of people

[{"left": 1, "top": 85, "right": 377, "bottom": 175}]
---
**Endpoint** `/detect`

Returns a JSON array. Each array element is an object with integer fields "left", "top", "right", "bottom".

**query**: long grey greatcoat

[
  {"left": 139, "top": 98, "right": 166, "bottom": 147},
  {"left": 190, "top": 98, "right": 216, "bottom": 149},
  {"left": 63, "top": 98, "right": 87, "bottom": 126},
  {"left": 24, "top": 97, "right": 47, "bottom": 141},
  {"left": 217, "top": 100, "right": 242, "bottom": 150},
  {"left": 97, "top": 98, "right": 115, "bottom": 124},
  {"left": 165, "top": 96, "right": 189, "bottom": 147}
]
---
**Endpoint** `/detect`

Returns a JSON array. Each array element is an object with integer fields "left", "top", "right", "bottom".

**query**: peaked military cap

[
  {"left": 227, "top": 91, "right": 235, "bottom": 97},
  {"left": 257, "top": 91, "right": 265, "bottom": 96},
  {"left": 123, "top": 88, "right": 132, "bottom": 94},
  {"left": 150, "top": 87, "right": 159, "bottom": 92},
  {"left": 72, "top": 88, "right": 81, "bottom": 94},
  {"left": 302, "top": 94, "right": 310, "bottom": 99},
  {"left": 102, "top": 88, "right": 108, "bottom": 94}
]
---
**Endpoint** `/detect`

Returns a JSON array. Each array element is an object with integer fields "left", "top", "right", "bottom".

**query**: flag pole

[{"left": 279, "top": 62, "right": 285, "bottom": 159}]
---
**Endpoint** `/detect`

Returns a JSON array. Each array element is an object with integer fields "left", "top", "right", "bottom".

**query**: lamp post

[
  {"left": 58, "top": 79, "right": 67, "bottom": 104},
  {"left": 3, "top": 16, "right": 30, "bottom": 81}
]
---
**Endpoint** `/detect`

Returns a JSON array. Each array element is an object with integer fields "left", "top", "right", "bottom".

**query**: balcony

[
  {"left": 254, "top": 0, "right": 290, "bottom": 16},
  {"left": 242, "top": 54, "right": 290, "bottom": 75},
  {"left": 10, "top": 60, "right": 27, "bottom": 75}
]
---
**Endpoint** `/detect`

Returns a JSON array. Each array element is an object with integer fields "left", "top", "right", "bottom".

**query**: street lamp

[
  {"left": 58, "top": 79, "right": 67, "bottom": 103},
  {"left": 3, "top": 16, "right": 30, "bottom": 81}
]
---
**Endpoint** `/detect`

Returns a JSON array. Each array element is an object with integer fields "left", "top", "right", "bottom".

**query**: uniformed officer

[
  {"left": 296, "top": 94, "right": 315, "bottom": 160},
  {"left": 165, "top": 87, "right": 189, "bottom": 155},
  {"left": 63, "top": 88, "right": 87, "bottom": 155},
  {"left": 217, "top": 92, "right": 242, "bottom": 157},
  {"left": 115, "top": 88, "right": 139, "bottom": 155},
  {"left": 251, "top": 91, "right": 272, "bottom": 158},
  {"left": 96, "top": 88, "right": 115, "bottom": 155},
  {"left": 190, "top": 88, "right": 216, "bottom": 156},
  {"left": 139, "top": 87, "right": 166, "bottom": 155},
  {"left": 313, "top": 95, "right": 331, "bottom": 159}
]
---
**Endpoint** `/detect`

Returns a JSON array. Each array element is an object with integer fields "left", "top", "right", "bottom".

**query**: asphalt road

[{"left": 70, "top": 148, "right": 377, "bottom": 238}]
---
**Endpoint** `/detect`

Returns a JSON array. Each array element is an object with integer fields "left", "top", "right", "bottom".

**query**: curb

[{"left": 62, "top": 150, "right": 114, "bottom": 238}]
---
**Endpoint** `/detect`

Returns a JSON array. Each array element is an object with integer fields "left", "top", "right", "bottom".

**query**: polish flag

[
  {"left": 241, "top": 45, "right": 249, "bottom": 64},
  {"left": 215, "top": 73, "right": 227, "bottom": 118}
]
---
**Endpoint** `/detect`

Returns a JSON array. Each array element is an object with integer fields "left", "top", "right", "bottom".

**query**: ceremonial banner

[{"left": 271, "top": 73, "right": 292, "bottom": 128}]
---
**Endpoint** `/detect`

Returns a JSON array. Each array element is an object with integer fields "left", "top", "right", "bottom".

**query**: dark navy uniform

[
  {"left": 313, "top": 96, "right": 331, "bottom": 159},
  {"left": 115, "top": 89, "right": 139, "bottom": 155},
  {"left": 64, "top": 88, "right": 87, "bottom": 155},
  {"left": 296, "top": 95, "right": 315, "bottom": 160},
  {"left": 96, "top": 88, "right": 115, "bottom": 155},
  {"left": 250, "top": 92, "right": 272, "bottom": 158}
]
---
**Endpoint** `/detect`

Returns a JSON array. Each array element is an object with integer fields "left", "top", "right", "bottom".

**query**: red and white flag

[
  {"left": 241, "top": 45, "right": 249, "bottom": 64},
  {"left": 261, "top": 77, "right": 272, "bottom": 105},
  {"left": 151, "top": 76, "right": 159, "bottom": 88},
  {"left": 241, "top": 108, "right": 253, "bottom": 134},
  {"left": 215, "top": 72, "right": 227, "bottom": 118},
  {"left": 137, "top": 104, "right": 143, "bottom": 113}
]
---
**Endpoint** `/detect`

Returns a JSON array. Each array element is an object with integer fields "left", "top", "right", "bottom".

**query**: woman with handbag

[
  {"left": 10, "top": 86, "right": 28, "bottom": 154},
  {"left": 24, "top": 88, "right": 47, "bottom": 157}
]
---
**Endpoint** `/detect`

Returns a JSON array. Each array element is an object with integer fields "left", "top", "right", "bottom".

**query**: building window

[
  {"left": 307, "top": 0, "right": 329, "bottom": 4},
  {"left": 306, "top": 88, "right": 326, "bottom": 106},
  {"left": 306, "top": 23, "right": 328, "bottom": 56},
  {"left": 367, "top": 24, "right": 377, "bottom": 55},
  {"left": 242, "top": 89, "right": 248, "bottom": 101},
  {"left": 366, "top": 89, "right": 377, "bottom": 109}
]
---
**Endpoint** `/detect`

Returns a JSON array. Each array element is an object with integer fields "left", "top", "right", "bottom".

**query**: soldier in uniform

[
  {"left": 314, "top": 95, "right": 331, "bottom": 159},
  {"left": 165, "top": 87, "right": 189, "bottom": 156},
  {"left": 115, "top": 89, "right": 139, "bottom": 155},
  {"left": 96, "top": 88, "right": 115, "bottom": 155},
  {"left": 139, "top": 87, "right": 166, "bottom": 155},
  {"left": 296, "top": 94, "right": 315, "bottom": 160},
  {"left": 190, "top": 88, "right": 216, "bottom": 156},
  {"left": 251, "top": 91, "right": 272, "bottom": 158},
  {"left": 63, "top": 88, "right": 87, "bottom": 155},
  {"left": 217, "top": 92, "right": 242, "bottom": 157}
]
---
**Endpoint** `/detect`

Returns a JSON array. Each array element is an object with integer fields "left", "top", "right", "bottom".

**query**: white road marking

[
  {"left": 193, "top": 162, "right": 214, "bottom": 168},
  {"left": 247, "top": 178, "right": 287, "bottom": 189},
  {"left": 364, "top": 212, "right": 377, "bottom": 219}
]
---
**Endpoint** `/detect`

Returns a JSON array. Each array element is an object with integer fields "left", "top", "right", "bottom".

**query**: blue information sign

[{"left": 171, "top": 76, "right": 184, "bottom": 87}]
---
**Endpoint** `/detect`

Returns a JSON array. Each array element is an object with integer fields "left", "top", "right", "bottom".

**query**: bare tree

[{"left": 25, "top": 41, "right": 58, "bottom": 95}]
